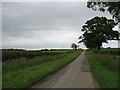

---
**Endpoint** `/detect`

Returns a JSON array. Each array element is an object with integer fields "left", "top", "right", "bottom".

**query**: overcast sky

[{"left": 2, "top": 2, "right": 118, "bottom": 50}]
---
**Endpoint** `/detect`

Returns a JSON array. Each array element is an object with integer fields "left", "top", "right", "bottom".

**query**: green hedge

[{"left": 2, "top": 49, "right": 67, "bottom": 62}]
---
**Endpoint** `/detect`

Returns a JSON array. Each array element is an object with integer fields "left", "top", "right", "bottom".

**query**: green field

[
  {"left": 2, "top": 49, "right": 71, "bottom": 62},
  {"left": 42, "top": 49, "right": 73, "bottom": 52},
  {"left": 86, "top": 48, "right": 119, "bottom": 88},
  {"left": 92, "top": 48, "right": 120, "bottom": 55},
  {"left": 3, "top": 49, "right": 82, "bottom": 88}
]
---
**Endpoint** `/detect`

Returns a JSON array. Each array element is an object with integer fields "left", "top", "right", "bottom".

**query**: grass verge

[
  {"left": 86, "top": 51, "right": 118, "bottom": 88},
  {"left": 3, "top": 50, "right": 81, "bottom": 88}
]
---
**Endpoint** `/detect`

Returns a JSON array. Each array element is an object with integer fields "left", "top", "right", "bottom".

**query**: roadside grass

[
  {"left": 3, "top": 54, "right": 67, "bottom": 74},
  {"left": 92, "top": 54, "right": 118, "bottom": 72},
  {"left": 86, "top": 51, "right": 118, "bottom": 88},
  {"left": 3, "top": 50, "right": 81, "bottom": 88}
]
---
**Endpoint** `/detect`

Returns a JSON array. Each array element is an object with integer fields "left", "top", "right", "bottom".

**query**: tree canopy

[
  {"left": 71, "top": 43, "right": 78, "bottom": 49},
  {"left": 78, "top": 16, "right": 119, "bottom": 50},
  {"left": 87, "top": 1, "right": 120, "bottom": 22}
]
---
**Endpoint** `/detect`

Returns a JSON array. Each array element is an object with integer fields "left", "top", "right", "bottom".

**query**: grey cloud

[
  {"left": 2, "top": 2, "right": 115, "bottom": 49},
  {"left": 3, "top": 2, "right": 110, "bottom": 36}
]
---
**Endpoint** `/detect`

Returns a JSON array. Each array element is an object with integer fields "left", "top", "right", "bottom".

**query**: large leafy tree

[
  {"left": 87, "top": 1, "right": 120, "bottom": 22},
  {"left": 79, "top": 16, "right": 119, "bottom": 50},
  {"left": 71, "top": 43, "right": 78, "bottom": 49}
]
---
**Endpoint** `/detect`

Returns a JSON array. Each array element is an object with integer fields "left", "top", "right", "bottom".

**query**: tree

[
  {"left": 71, "top": 43, "right": 78, "bottom": 49},
  {"left": 87, "top": 1, "right": 120, "bottom": 22},
  {"left": 78, "top": 16, "right": 119, "bottom": 50}
]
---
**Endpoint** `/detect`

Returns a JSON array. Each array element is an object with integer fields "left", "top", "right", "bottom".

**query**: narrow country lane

[{"left": 32, "top": 51, "right": 99, "bottom": 88}]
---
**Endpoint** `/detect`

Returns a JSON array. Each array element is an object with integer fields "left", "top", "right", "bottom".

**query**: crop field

[
  {"left": 86, "top": 48, "right": 119, "bottom": 88},
  {"left": 92, "top": 48, "right": 120, "bottom": 55},
  {"left": 42, "top": 49, "right": 73, "bottom": 52},
  {"left": 2, "top": 49, "right": 82, "bottom": 88},
  {"left": 2, "top": 49, "right": 74, "bottom": 62}
]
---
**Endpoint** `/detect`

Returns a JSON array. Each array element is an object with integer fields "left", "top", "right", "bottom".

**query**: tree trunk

[{"left": 97, "top": 46, "right": 100, "bottom": 50}]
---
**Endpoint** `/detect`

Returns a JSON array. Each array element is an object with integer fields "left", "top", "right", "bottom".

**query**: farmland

[
  {"left": 92, "top": 48, "right": 120, "bottom": 55},
  {"left": 2, "top": 49, "right": 82, "bottom": 88},
  {"left": 2, "top": 49, "right": 70, "bottom": 62},
  {"left": 86, "top": 48, "right": 119, "bottom": 88}
]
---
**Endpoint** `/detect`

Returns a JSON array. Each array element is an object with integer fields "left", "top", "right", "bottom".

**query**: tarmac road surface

[{"left": 32, "top": 51, "right": 99, "bottom": 88}]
